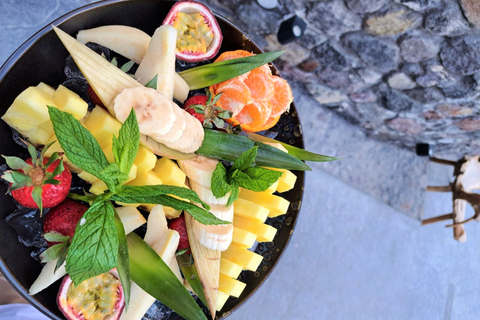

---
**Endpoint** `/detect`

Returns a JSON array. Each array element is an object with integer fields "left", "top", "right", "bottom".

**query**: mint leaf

[
  {"left": 231, "top": 145, "right": 257, "bottom": 172},
  {"left": 114, "top": 185, "right": 210, "bottom": 209},
  {"left": 114, "top": 212, "right": 130, "bottom": 307},
  {"left": 66, "top": 199, "right": 119, "bottom": 285},
  {"left": 226, "top": 185, "right": 239, "bottom": 207},
  {"left": 48, "top": 107, "right": 114, "bottom": 188},
  {"left": 112, "top": 109, "right": 139, "bottom": 180},
  {"left": 237, "top": 167, "right": 283, "bottom": 191},
  {"left": 211, "top": 162, "right": 232, "bottom": 198}
]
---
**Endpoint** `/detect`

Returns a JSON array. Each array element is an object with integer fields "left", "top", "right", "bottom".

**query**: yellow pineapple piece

[
  {"left": 220, "top": 258, "right": 243, "bottom": 279},
  {"left": 42, "top": 137, "right": 81, "bottom": 173},
  {"left": 222, "top": 244, "right": 263, "bottom": 271},
  {"left": 216, "top": 291, "right": 230, "bottom": 312},
  {"left": 219, "top": 273, "right": 246, "bottom": 298},
  {"left": 232, "top": 227, "right": 257, "bottom": 249},
  {"left": 268, "top": 168, "right": 297, "bottom": 193},
  {"left": 233, "top": 215, "right": 277, "bottom": 243},
  {"left": 238, "top": 188, "right": 290, "bottom": 218},
  {"left": 2, "top": 86, "right": 56, "bottom": 130},
  {"left": 233, "top": 198, "right": 269, "bottom": 223},
  {"left": 153, "top": 157, "right": 186, "bottom": 186},
  {"left": 78, "top": 170, "right": 99, "bottom": 184},
  {"left": 134, "top": 145, "right": 157, "bottom": 176},
  {"left": 127, "top": 171, "right": 163, "bottom": 186},
  {"left": 36, "top": 82, "right": 55, "bottom": 97},
  {"left": 115, "top": 206, "right": 146, "bottom": 234},
  {"left": 83, "top": 106, "right": 121, "bottom": 147},
  {"left": 21, "top": 127, "right": 52, "bottom": 146},
  {"left": 53, "top": 85, "right": 88, "bottom": 120}
]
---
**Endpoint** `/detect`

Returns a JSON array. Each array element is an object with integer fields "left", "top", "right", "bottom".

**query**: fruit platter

[{"left": 0, "top": 1, "right": 333, "bottom": 319}]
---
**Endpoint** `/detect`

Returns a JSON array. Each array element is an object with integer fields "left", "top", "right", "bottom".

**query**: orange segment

[
  {"left": 214, "top": 80, "right": 252, "bottom": 115},
  {"left": 229, "top": 99, "right": 272, "bottom": 132},
  {"left": 269, "top": 76, "right": 293, "bottom": 118},
  {"left": 244, "top": 71, "right": 274, "bottom": 101}
]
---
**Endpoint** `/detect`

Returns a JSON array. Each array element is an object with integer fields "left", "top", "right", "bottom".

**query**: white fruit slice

[
  {"left": 114, "top": 87, "right": 175, "bottom": 136},
  {"left": 189, "top": 180, "right": 229, "bottom": 205},
  {"left": 166, "top": 113, "right": 203, "bottom": 154},
  {"left": 192, "top": 204, "right": 234, "bottom": 251},
  {"left": 149, "top": 102, "right": 187, "bottom": 145},
  {"left": 177, "top": 155, "right": 219, "bottom": 188},
  {"left": 77, "top": 25, "right": 150, "bottom": 65},
  {"left": 135, "top": 25, "right": 177, "bottom": 101}
]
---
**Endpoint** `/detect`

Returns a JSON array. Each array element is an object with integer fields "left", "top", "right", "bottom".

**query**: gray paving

[{"left": 1, "top": 1, "right": 480, "bottom": 320}]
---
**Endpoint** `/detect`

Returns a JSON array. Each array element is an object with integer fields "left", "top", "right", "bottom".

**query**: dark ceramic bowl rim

[{"left": 0, "top": 1, "right": 305, "bottom": 319}]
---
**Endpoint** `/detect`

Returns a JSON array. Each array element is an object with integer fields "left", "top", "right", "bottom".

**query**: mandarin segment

[
  {"left": 269, "top": 76, "right": 293, "bottom": 118},
  {"left": 244, "top": 71, "right": 274, "bottom": 101}
]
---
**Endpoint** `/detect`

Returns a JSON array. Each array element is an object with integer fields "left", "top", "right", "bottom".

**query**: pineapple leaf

[{"left": 2, "top": 155, "right": 31, "bottom": 172}]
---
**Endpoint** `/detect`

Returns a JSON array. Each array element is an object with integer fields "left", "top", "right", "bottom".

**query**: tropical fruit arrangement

[{"left": 0, "top": 1, "right": 334, "bottom": 320}]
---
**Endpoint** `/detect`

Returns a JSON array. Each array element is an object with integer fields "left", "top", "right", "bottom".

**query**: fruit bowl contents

[{"left": 0, "top": 1, "right": 333, "bottom": 319}]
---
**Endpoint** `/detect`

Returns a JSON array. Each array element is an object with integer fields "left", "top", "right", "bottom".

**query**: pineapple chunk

[
  {"left": 78, "top": 170, "right": 99, "bottom": 184},
  {"left": 53, "top": 85, "right": 88, "bottom": 120},
  {"left": 115, "top": 206, "right": 146, "bottom": 234},
  {"left": 238, "top": 188, "right": 290, "bottom": 218},
  {"left": 153, "top": 157, "right": 186, "bottom": 186},
  {"left": 220, "top": 258, "right": 243, "bottom": 279},
  {"left": 43, "top": 137, "right": 81, "bottom": 173},
  {"left": 219, "top": 273, "right": 246, "bottom": 298},
  {"left": 216, "top": 291, "right": 230, "bottom": 312},
  {"left": 83, "top": 106, "right": 121, "bottom": 147},
  {"left": 233, "top": 215, "right": 277, "bottom": 243},
  {"left": 36, "top": 82, "right": 55, "bottom": 97},
  {"left": 233, "top": 198, "right": 269, "bottom": 223},
  {"left": 265, "top": 179, "right": 279, "bottom": 194},
  {"left": 21, "top": 127, "right": 52, "bottom": 146},
  {"left": 232, "top": 227, "right": 257, "bottom": 249},
  {"left": 222, "top": 244, "right": 263, "bottom": 271},
  {"left": 134, "top": 145, "right": 157, "bottom": 176},
  {"left": 127, "top": 171, "right": 163, "bottom": 186},
  {"left": 2, "top": 86, "right": 57, "bottom": 139},
  {"left": 268, "top": 167, "right": 297, "bottom": 193}
]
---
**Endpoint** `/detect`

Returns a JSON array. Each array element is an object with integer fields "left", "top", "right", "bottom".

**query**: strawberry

[
  {"left": 87, "top": 85, "right": 105, "bottom": 108},
  {"left": 1, "top": 142, "right": 72, "bottom": 213},
  {"left": 183, "top": 89, "right": 233, "bottom": 129},
  {"left": 43, "top": 199, "right": 88, "bottom": 243},
  {"left": 168, "top": 214, "right": 190, "bottom": 253},
  {"left": 41, "top": 199, "right": 88, "bottom": 267}
]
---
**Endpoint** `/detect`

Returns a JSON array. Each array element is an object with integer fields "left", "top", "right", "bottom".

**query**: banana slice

[
  {"left": 189, "top": 180, "right": 229, "bottom": 205},
  {"left": 114, "top": 87, "right": 175, "bottom": 136},
  {"left": 191, "top": 204, "right": 234, "bottom": 251},
  {"left": 177, "top": 155, "right": 219, "bottom": 187},
  {"left": 149, "top": 102, "right": 187, "bottom": 144}
]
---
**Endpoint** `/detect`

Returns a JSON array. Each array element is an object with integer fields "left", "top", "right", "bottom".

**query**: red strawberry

[
  {"left": 183, "top": 89, "right": 232, "bottom": 129},
  {"left": 168, "top": 214, "right": 190, "bottom": 253},
  {"left": 43, "top": 199, "right": 88, "bottom": 246},
  {"left": 87, "top": 85, "right": 105, "bottom": 108},
  {"left": 2, "top": 143, "right": 72, "bottom": 212}
]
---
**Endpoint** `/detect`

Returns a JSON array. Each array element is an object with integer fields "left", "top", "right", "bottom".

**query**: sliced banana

[
  {"left": 177, "top": 155, "right": 219, "bottom": 187},
  {"left": 189, "top": 180, "right": 229, "bottom": 205},
  {"left": 149, "top": 102, "right": 187, "bottom": 145},
  {"left": 191, "top": 204, "right": 234, "bottom": 251},
  {"left": 114, "top": 87, "right": 175, "bottom": 136}
]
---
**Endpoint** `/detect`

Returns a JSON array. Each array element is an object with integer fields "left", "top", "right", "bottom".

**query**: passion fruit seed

[
  {"left": 173, "top": 12, "right": 214, "bottom": 55},
  {"left": 59, "top": 272, "right": 124, "bottom": 320}
]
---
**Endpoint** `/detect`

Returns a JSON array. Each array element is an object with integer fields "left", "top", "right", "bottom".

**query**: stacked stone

[{"left": 206, "top": 0, "right": 480, "bottom": 160}]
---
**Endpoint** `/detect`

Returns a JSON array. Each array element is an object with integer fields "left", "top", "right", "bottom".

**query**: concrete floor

[{"left": 2, "top": 1, "right": 480, "bottom": 320}]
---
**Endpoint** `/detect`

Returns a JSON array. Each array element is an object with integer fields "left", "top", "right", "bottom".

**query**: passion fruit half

[
  {"left": 57, "top": 270, "right": 125, "bottom": 320},
  {"left": 163, "top": 0, "right": 223, "bottom": 62}
]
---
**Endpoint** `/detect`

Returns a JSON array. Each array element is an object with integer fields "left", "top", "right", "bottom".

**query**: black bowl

[{"left": 0, "top": 1, "right": 305, "bottom": 319}]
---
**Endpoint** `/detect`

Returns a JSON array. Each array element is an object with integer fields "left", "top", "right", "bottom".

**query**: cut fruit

[
  {"left": 134, "top": 145, "right": 157, "bottom": 176},
  {"left": 220, "top": 258, "right": 243, "bottom": 279},
  {"left": 221, "top": 244, "right": 263, "bottom": 271},
  {"left": 233, "top": 198, "right": 269, "bottom": 223},
  {"left": 232, "top": 227, "right": 257, "bottom": 249},
  {"left": 163, "top": 0, "right": 223, "bottom": 62},
  {"left": 238, "top": 188, "right": 290, "bottom": 218},
  {"left": 218, "top": 273, "right": 246, "bottom": 298},
  {"left": 53, "top": 85, "right": 88, "bottom": 120},
  {"left": 268, "top": 76, "right": 293, "bottom": 117},
  {"left": 57, "top": 271, "right": 124, "bottom": 320},
  {"left": 233, "top": 215, "right": 277, "bottom": 243}
]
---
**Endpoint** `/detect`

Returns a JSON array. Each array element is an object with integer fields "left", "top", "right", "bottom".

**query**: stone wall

[{"left": 207, "top": 0, "right": 480, "bottom": 160}]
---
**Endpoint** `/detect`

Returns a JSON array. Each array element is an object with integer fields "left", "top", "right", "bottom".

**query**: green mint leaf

[
  {"left": 155, "top": 195, "right": 229, "bottom": 225},
  {"left": 114, "top": 212, "right": 131, "bottom": 307},
  {"left": 66, "top": 199, "right": 119, "bottom": 285},
  {"left": 145, "top": 74, "right": 158, "bottom": 89},
  {"left": 100, "top": 163, "right": 128, "bottom": 191},
  {"left": 2, "top": 156, "right": 31, "bottom": 172},
  {"left": 43, "top": 232, "right": 70, "bottom": 243},
  {"left": 231, "top": 145, "right": 257, "bottom": 172},
  {"left": 112, "top": 109, "right": 139, "bottom": 178},
  {"left": 40, "top": 241, "right": 68, "bottom": 263},
  {"left": 226, "top": 185, "right": 239, "bottom": 207},
  {"left": 237, "top": 167, "right": 283, "bottom": 191},
  {"left": 48, "top": 107, "right": 111, "bottom": 184},
  {"left": 68, "top": 193, "right": 98, "bottom": 203},
  {"left": 113, "top": 185, "right": 210, "bottom": 210},
  {"left": 211, "top": 162, "right": 232, "bottom": 198},
  {"left": 121, "top": 60, "right": 135, "bottom": 73}
]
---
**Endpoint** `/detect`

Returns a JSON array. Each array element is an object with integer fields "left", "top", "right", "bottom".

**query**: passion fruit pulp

[
  {"left": 163, "top": 0, "right": 223, "bottom": 62},
  {"left": 57, "top": 271, "right": 125, "bottom": 320}
]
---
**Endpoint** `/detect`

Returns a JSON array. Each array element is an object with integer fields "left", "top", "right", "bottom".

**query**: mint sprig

[{"left": 211, "top": 146, "right": 283, "bottom": 206}]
